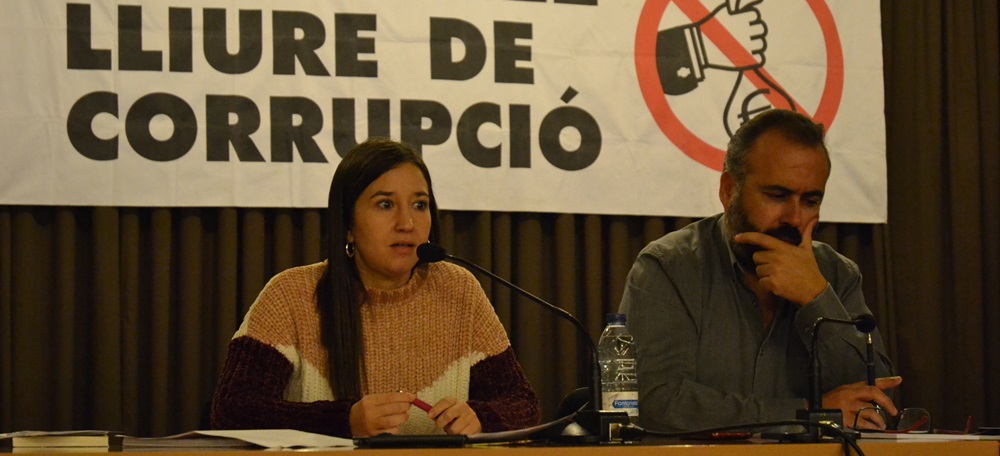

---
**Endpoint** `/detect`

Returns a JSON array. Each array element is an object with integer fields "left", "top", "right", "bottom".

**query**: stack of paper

[
  {"left": 0, "top": 430, "right": 119, "bottom": 450},
  {"left": 122, "top": 429, "right": 355, "bottom": 450}
]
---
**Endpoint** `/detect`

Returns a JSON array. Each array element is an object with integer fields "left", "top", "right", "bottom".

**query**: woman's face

[{"left": 349, "top": 163, "right": 432, "bottom": 290}]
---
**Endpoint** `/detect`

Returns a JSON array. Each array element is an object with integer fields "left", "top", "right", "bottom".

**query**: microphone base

[
  {"left": 794, "top": 408, "right": 853, "bottom": 442},
  {"left": 569, "top": 410, "right": 632, "bottom": 443}
]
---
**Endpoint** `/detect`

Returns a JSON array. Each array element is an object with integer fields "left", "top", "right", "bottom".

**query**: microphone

[
  {"left": 417, "top": 243, "right": 630, "bottom": 442},
  {"left": 797, "top": 314, "right": 878, "bottom": 440},
  {"left": 416, "top": 242, "right": 448, "bottom": 262},
  {"left": 853, "top": 314, "right": 878, "bottom": 333}
]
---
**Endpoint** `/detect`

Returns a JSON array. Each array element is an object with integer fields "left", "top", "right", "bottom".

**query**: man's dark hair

[{"left": 724, "top": 109, "right": 830, "bottom": 185}]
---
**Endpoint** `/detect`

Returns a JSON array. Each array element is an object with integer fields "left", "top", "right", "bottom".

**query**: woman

[{"left": 211, "top": 138, "right": 541, "bottom": 437}]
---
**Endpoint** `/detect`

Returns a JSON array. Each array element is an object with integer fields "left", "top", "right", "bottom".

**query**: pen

[
  {"left": 865, "top": 333, "right": 886, "bottom": 419},
  {"left": 411, "top": 397, "right": 432, "bottom": 412},
  {"left": 866, "top": 333, "right": 875, "bottom": 386},
  {"left": 398, "top": 390, "right": 433, "bottom": 412}
]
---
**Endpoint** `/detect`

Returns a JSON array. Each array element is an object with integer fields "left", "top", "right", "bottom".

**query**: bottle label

[{"left": 601, "top": 391, "right": 638, "bottom": 417}]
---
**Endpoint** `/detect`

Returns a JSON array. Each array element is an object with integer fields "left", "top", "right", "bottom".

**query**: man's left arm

[
  {"left": 793, "top": 253, "right": 895, "bottom": 388},
  {"left": 734, "top": 218, "right": 894, "bottom": 381},
  {"left": 791, "top": 247, "right": 901, "bottom": 429}
]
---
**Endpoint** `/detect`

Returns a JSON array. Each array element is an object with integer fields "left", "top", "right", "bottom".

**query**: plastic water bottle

[{"left": 598, "top": 313, "right": 638, "bottom": 421}]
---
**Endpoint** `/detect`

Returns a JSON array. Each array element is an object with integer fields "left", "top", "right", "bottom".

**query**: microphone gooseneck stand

[
  {"left": 795, "top": 315, "right": 878, "bottom": 443},
  {"left": 417, "top": 243, "right": 630, "bottom": 443}
]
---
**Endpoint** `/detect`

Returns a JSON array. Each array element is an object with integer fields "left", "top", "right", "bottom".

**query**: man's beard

[{"left": 726, "top": 193, "right": 803, "bottom": 274}]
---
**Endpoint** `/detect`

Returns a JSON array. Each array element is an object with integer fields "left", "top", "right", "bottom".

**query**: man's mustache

[{"left": 764, "top": 224, "right": 802, "bottom": 246}]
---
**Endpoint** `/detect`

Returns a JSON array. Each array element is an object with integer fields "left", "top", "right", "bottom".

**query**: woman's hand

[
  {"left": 427, "top": 397, "right": 482, "bottom": 435},
  {"left": 349, "top": 391, "right": 415, "bottom": 437}
]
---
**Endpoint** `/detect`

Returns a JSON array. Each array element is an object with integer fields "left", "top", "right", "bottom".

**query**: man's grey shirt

[{"left": 619, "top": 213, "right": 893, "bottom": 432}]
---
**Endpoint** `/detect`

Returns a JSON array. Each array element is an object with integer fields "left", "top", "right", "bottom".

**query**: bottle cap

[{"left": 605, "top": 313, "right": 626, "bottom": 325}]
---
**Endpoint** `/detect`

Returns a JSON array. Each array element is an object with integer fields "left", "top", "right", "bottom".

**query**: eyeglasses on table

[{"left": 855, "top": 406, "right": 972, "bottom": 434}]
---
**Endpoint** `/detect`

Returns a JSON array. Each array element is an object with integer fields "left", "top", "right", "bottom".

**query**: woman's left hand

[{"left": 427, "top": 397, "right": 482, "bottom": 435}]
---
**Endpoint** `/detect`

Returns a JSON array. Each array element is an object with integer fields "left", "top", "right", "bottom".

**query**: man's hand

[
  {"left": 823, "top": 376, "right": 903, "bottom": 430},
  {"left": 349, "top": 391, "right": 415, "bottom": 437},
  {"left": 427, "top": 397, "right": 482, "bottom": 435},
  {"left": 734, "top": 218, "right": 827, "bottom": 305}
]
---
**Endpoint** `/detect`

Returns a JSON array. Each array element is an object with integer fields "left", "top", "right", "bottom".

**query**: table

[{"left": 7, "top": 440, "right": 997, "bottom": 455}]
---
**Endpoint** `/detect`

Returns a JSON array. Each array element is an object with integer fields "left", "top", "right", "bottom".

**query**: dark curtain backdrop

[{"left": 1, "top": 1, "right": 997, "bottom": 436}]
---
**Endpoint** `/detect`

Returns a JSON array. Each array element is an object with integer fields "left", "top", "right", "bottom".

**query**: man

[{"left": 620, "top": 109, "right": 899, "bottom": 432}]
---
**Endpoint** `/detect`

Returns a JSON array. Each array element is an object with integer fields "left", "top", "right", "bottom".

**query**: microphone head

[
  {"left": 854, "top": 314, "right": 877, "bottom": 333},
  {"left": 417, "top": 243, "right": 448, "bottom": 263}
]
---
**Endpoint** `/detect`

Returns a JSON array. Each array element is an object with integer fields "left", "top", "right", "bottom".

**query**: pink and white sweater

[{"left": 211, "top": 261, "right": 540, "bottom": 437}]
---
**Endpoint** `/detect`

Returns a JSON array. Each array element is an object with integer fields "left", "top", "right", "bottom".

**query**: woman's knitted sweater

[{"left": 211, "top": 261, "right": 540, "bottom": 437}]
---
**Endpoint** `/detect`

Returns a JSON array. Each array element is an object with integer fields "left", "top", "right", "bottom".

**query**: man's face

[{"left": 720, "top": 129, "right": 830, "bottom": 272}]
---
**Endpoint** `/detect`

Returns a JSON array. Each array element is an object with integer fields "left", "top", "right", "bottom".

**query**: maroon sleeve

[
  {"left": 466, "top": 346, "right": 541, "bottom": 432},
  {"left": 210, "top": 336, "right": 355, "bottom": 437}
]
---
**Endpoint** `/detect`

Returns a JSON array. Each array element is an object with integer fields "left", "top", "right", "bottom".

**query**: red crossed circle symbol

[{"left": 634, "top": 0, "right": 844, "bottom": 171}]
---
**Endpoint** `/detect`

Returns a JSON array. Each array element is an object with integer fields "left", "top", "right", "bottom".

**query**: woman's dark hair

[{"left": 317, "top": 137, "right": 440, "bottom": 400}]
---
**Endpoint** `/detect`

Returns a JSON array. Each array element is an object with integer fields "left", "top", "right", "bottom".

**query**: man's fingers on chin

[
  {"left": 735, "top": 232, "right": 769, "bottom": 247},
  {"left": 800, "top": 218, "right": 818, "bottom": 246}
]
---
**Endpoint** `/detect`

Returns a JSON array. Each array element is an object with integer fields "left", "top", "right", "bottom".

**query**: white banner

[{"left": 0, "top": 0, "right": 886, "bottom": 222}]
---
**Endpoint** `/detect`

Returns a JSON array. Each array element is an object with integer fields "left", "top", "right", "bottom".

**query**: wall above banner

[{"left": 0, "top": 0, "right": 886, "bottom": 223}]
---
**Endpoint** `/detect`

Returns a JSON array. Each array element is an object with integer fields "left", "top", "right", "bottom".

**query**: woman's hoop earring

[{"left": 345, "top": 242, "right": 356, "bottom": 258}]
